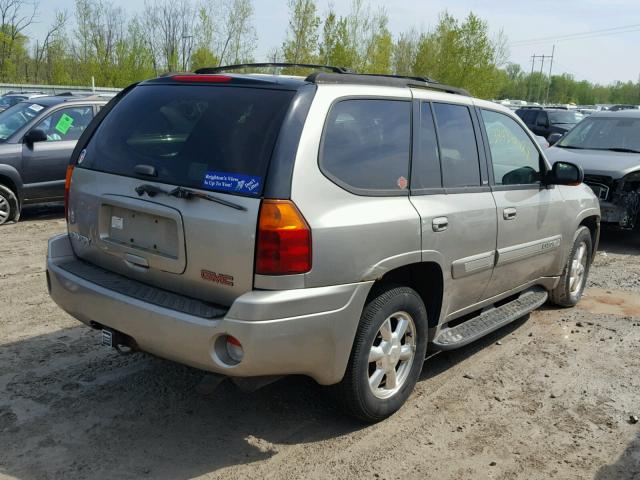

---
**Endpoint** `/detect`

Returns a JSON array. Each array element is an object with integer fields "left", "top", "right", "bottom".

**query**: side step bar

[{"left": 432, "top": 289, "right": 548, "bottom": 351}]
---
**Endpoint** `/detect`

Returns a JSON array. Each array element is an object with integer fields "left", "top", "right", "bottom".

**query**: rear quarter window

[
  {"left": 80, "top": 85, "right": 295, "bottom": 196},
  {"left": 319, "top": 99, "right": 411, "bottom": 195}
]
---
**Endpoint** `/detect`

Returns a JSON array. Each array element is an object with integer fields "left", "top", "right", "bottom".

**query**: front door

[
  {"left": 478, "top": 108, "right": 565, "bottom": 298},
  {"left": 21, "top": 105, "right": 94, "bottom": 201}
]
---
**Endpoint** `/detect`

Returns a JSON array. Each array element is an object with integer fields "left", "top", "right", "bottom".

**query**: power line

[{"left": 509, "top": 23, "right": 640, "bottom": 46}]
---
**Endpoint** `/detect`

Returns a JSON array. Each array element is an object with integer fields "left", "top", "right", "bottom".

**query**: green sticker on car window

[{"left": 55, "top": 113, "right": 74, "bottom": 135}]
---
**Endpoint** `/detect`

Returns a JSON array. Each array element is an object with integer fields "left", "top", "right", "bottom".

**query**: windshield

[
  {"left": 558, "top": 116, "right": 640, "bottom": 151},
  {"left": 0, "top": 96, "right": 23, "bottom": 109},
  {"left": 0, "top": 102, "right": 45, "bottom": 142},
  {"left": 549, "top": 111, "right": 582, "bottom": 125},
  {"left": 81, "top": 85, "right": 295, "bottom": 196}
]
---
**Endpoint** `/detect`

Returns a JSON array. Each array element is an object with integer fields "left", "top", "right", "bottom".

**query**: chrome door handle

[
  {"left": 432, "top": 216, "right": 449, "bottom": 232},
  {"left": 503, "top": 207, "right": 517, "bottom": 220}
]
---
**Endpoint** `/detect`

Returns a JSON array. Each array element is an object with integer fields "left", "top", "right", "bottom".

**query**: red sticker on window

[{"left": 397, "top": 176, "right": 408, "bottom": 189}]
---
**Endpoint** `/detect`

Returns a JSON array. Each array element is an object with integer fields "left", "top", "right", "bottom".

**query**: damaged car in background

[{"left": 546, "top": 110, "right": 640, "bottom": 230}]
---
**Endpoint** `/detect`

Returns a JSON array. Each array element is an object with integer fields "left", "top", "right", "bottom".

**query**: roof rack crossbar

[{"left": 195, "top": 63, "right": 354, "bottom": 75}]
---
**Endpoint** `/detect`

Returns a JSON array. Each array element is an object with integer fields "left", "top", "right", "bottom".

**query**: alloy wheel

[{"left": 367, "top": 311, "right": 417, "bottom": 399}]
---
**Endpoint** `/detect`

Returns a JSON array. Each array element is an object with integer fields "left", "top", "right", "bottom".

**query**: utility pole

[
  {"left": 527, "top": 55, "right": 536, "bottom": 102},
  {"left": 536, "top": 55, "right": 546, "bottom": 103},
  {"left": 528, "top": 52, "right": 554, "bottom": 104},
  {"left": 545, "top": 45, "right": 556, "bottom": 105}
]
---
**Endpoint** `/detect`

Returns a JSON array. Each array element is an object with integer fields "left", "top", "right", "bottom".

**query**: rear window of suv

[
  {"left": 80, "top": 85, "right": 295, "bottom": 196},
  {"left": 320, "top": 99, "right": 411, "bottom": 195}
]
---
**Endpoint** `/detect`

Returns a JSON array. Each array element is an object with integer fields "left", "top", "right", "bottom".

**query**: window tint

[
  {"left": 481, "top": 109, "right": 541, "bottom": 185},
  {"left": 535, "top": 111, "right": 548, "bottom": 126},
  {"left": 37, "top": 106, "right": 94, "bottom": 142},
  {"left": 320, "top": 99, "right": 411, "bottom": 193},
  {"left": 411, "top": 102, "right": 441, "bottom": 190},
  {"left": 548, "top": 110, "right": 582, "bottom": 125},
  {"left": 432, "top": 103, "right": 480, "bottom": 188},
  {"left": 81, "top": 85, "right": 295, "bottom": 196},
  {"left": 524, "top": 110, "right": 538, "bottom": 123}
]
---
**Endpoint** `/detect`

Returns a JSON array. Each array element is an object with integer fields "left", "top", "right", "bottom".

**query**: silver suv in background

[{"left": 47, "top": 64, "right": 600, "bottom": 421}]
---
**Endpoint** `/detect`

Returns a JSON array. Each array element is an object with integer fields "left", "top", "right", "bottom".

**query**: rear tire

[
  {"left": 333, "top": 285, "right": 428, "bottom": 422},
  {"left": 550, "top": 226, "right": 592, "bottom": 307},
  {"left": 0, "top": 184, "right": 19, "bottom": 225}
]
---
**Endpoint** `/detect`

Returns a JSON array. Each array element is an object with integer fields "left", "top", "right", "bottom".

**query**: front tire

[
  {"left": 0, "top": 184, "right": 19, "bottom": 225},
  {"left": 550, "top": 226, "right": 592, "bottom": 307},
  {"left": 334, "top": 285, "right": 428, "bottom": 422}
]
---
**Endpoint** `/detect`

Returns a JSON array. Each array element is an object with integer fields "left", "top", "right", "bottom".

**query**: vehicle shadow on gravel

[
  {"left": 17, "top": 202, "right": 64, "bottom": 222},
  {"left": 0, "top": 316, "right": 534, "bottom": 480},
  {"left": 420, "top": 315, "right": 530, "bottom": 381},
  {"left": 598, "top": 228, "right": 640, "bottom": 255},
  {"left": 594, "top": 433, "right": 640, "bottom": 479},
  {"left": 0, "top": 325, "right": 359, "bottom": 480}
]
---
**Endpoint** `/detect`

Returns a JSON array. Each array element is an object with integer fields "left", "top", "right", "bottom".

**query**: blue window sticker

[{"left": 202, "top": 171, "right": 262, "bottom": 195}]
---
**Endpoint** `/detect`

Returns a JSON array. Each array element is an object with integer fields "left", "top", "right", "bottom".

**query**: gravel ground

[{"left": 1, "top": 205, "right": 639, "bottom": 480}]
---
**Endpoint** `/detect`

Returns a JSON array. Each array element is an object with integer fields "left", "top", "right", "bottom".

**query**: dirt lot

[{"left": 1, "top": 204, "right": 639, "bottom": 480}]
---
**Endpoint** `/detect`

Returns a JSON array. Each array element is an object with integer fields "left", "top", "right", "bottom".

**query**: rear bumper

[{"left": 47, "top": 234, "right": 372, "bottom": 385}]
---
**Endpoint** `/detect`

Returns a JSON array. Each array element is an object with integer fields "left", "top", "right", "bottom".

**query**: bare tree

[
  {"left": 141, "top": 0, "right": 195, "bottom": 73},
  {"left": 0, "top": 0, "right": 38, "bottom": 79},
  {"left": 34, "top": 10, "right": 67, "bottom": 81}
]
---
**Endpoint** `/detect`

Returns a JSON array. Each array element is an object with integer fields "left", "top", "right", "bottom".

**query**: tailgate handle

[{"left": 124, "top": 253, "right": 149, "bottom": 270}]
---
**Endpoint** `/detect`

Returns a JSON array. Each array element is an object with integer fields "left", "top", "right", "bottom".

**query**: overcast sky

[{"left": 30, "top": 0, "right": 640, "bottom": 85}]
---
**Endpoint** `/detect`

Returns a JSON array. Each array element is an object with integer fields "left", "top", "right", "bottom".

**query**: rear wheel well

[
  {"left": 369, "top": 262, "right": 443, "bottom": 329},
  {"left": 579, "top": 215, "right": 599, "bottom": 255}
]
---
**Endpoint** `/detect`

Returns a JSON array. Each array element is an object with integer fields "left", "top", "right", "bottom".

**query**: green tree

[{"left": 282, "top": 0, "right": 320, "bottom": 67}]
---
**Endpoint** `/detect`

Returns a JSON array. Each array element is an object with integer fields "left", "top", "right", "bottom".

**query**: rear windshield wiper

[
  {"left": 555, "top": 145, "right": 584, "bottom": 149},
  {"left": 135, "top": 184, "right": 247, "bottom": 211}
]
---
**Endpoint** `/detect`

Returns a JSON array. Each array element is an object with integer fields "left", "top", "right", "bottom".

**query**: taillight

[
  {"left": 256, "top": 200, "right": 311, "bottom": 275},
  {"left": 64, "top": 165, "right": 74, "bottom": 221}
]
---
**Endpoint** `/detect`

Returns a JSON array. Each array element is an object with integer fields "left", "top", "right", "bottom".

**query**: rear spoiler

[{"left": 68, "top": 82, "right": 139, "bottom": 166}]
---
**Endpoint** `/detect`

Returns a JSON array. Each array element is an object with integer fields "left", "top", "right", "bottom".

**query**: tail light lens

[
  {"left": 256, "top": 200, "right": 311, "bottom": 275},
  {"left": 64, "top": 165, "right": 74, "bottom": 221}
]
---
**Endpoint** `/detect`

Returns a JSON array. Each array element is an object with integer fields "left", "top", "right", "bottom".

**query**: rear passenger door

[
  {"left": 478, "top": 108, "right": 565, "bottom": 298},
  {"left": 409, "top": 97, "right": 497, "bottom": 318}
]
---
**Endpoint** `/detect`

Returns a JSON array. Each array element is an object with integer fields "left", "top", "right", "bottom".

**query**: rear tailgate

[{"left": 67, "top": 82, "right": 296, "bottom": 306}]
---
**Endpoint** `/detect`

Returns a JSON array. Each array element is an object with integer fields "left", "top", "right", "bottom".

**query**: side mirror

[
  {"left": 547, "top": 161, "right": 584, "bottom": 186},
  {"left": 23, "top": 128, "right": 47, "bottom": 145},
  {"left": 548, "top": 132, "right": 563, "bottom": 145}
]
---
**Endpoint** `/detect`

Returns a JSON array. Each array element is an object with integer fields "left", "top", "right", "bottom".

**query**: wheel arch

[
  {"left": 578, "top": 213, "right": 600, "bottom": 261},
  {"left": 368, "top": 261, "right": 444, "bottom": 330},
  {"left": 0, "top": 165, "right": 22, "bottom": 205}
]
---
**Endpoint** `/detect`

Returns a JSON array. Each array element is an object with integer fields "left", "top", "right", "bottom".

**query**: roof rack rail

[
  {"left": 195, "top": 62, "right": 354, "bottom": 75},
  {"left": 306, "top": 72, "right": 470, "bottom": 96}
]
